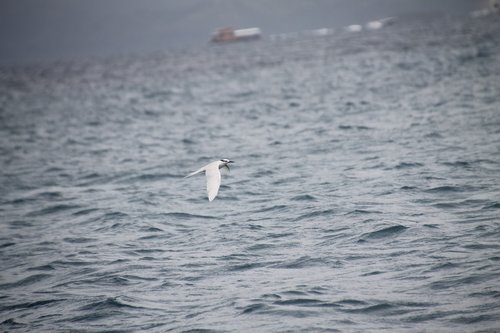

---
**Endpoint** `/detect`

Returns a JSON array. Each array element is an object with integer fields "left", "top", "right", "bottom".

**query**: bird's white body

[{"left": 185, "top": 159, "right": 233, "bottom": 201}]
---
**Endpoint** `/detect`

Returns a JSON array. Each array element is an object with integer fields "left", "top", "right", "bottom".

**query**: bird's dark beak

[{"left": 228, "top": 160, "right": 234, "bottom": 163}]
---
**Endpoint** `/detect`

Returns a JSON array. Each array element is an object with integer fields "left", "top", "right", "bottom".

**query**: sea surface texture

[{"left": 1, "top": 15, "right": 500, "bottom": 333}]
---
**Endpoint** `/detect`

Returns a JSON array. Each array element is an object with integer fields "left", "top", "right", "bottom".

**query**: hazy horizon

[{"left": 0, "top": 0, "right": 486, "bottom": 64}]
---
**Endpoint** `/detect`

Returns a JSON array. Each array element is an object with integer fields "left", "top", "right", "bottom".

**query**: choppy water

[{"left": 1, "top": 15, "right": 500, "bottom": 332}]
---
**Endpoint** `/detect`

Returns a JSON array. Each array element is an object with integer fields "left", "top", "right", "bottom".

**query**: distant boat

[
  {"left": 345, "top": 24, "right": 363, "bottom": 32},
  {"left": 211, "top": 27, "right": 262, "bottom": 43},
  {"left": 366, "top": 17, "right": 396, "bottom": 30}
]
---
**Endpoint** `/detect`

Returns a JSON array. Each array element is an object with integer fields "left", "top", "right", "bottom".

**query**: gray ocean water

[{"left": 1, "top": 15, "right": 500, "bottom": 333}]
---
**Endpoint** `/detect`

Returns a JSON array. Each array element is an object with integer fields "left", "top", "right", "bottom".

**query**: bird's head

[{"left": 220, "top": 159, "right": 234, "bottom": 164}]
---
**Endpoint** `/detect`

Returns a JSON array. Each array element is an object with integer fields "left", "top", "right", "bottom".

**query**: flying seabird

[{"left": 185, "top": 159, "right": 234, "bottom": 201}]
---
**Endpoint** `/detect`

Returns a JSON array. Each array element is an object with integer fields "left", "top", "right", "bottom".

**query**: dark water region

[{"left": 1, "top": 15, "right": 500, "bottom": 332}]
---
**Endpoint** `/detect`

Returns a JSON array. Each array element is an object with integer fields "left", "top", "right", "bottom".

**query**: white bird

[{"left": 185, "top": 159, "right": 234, "bottom": 201}]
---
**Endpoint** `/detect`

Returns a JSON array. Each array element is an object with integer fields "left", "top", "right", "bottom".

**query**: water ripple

[{"left": 1, "top": 14, "right": 499, "bottom": 333}]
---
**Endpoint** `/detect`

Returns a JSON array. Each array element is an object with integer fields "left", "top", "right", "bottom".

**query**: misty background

[{"left": 0, "top": 0, "right": 488, "bottom": 65}]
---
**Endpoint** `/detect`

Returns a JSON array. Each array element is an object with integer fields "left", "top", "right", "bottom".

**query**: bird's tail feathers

[{"left": 185, "top": 167, "right": 205, "bottom": 178}]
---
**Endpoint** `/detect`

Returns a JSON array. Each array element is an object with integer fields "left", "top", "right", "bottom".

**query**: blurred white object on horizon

[
  {"left": 211, "top": 27, "right": 261, "bottom": 43},
  {"left": 366, "top": 17, "right": 396, "bottom": 30},
  {"left": 311, "top": 28, "right": 332, "bottom": 36},
  {"left": 345, "top": 24, "right": 363, "bottom": 32}
]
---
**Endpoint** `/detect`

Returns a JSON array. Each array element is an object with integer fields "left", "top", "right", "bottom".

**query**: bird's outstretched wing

[{"left": 205, "top": 163, "right": 221, "bottom": 202}]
